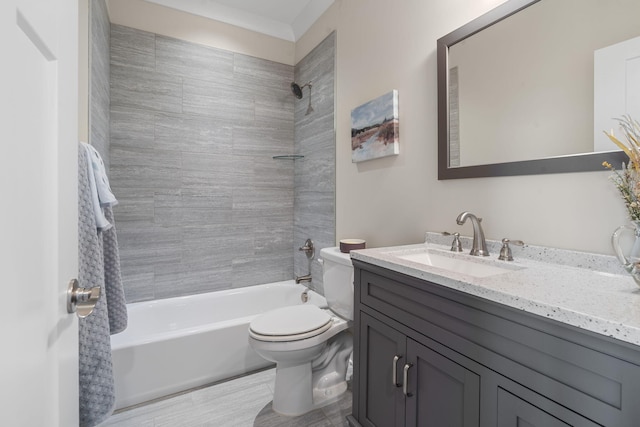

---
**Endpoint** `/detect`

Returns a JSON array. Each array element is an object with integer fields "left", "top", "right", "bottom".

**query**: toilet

[{"left": 248, "top": 247, "right": 354, "bottom": 416}]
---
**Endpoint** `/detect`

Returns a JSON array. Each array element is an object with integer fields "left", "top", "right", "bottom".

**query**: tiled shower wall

[
  {"left": 109, "top": 25, "right": 296, "bottom": 302},
  {"left": 89, "top": 0, "right": 110, "bottom": 166},
  {"left": 293, "top": 33, "right": 336, "bottom": 295}
]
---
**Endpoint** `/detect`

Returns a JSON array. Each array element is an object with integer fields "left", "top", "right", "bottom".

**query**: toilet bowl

[{"left": 248, "top": 247, "right": 354, "bottom": 416}]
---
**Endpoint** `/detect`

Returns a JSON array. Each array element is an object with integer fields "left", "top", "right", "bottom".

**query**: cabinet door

[
  {"left": 405, "top": 339, "right": 480, "bottom": 427},
  {"left": 359, "top": 313, "right": 406, "bottom": 427},
  {"left": 497, "top": 388, "right": 599, "bottom": 427}
]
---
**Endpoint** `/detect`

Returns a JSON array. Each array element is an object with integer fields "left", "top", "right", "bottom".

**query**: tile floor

[{"left": 98, "top": 368, "right": 352, "bottom": 427}]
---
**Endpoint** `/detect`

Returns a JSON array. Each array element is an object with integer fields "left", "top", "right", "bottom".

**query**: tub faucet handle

[{"left": 299, "top": 238, "right": 315, "bottom": 259}]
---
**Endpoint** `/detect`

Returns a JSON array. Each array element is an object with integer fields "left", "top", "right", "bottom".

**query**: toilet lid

[{"left": 249, "top": 305, "right": 332, "bottom": 338}]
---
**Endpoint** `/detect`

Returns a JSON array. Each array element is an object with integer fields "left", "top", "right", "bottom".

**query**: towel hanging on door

[
  {"left": 77, "top": 142, "right": 127, "bottom": 427},
  {"left": 80, "top": 142, "right": 127, "bottom": 334}
]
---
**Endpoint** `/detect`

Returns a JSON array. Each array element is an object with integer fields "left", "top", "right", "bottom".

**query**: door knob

[{"left": 66, "top": 279, "right": 100, "bottom": 318}]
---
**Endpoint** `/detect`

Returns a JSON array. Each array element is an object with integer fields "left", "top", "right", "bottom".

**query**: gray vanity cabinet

[
  {"left": 349, "top": 260, "right": 640, "bottom": 427},
  {"left": 497, "top": 389, "right": 582, "bottom": 427},
  {"left": 404, "top": 337, "right": 480, "bottom": 426},
  {"left": 358, "top": 312, "right": 480, "bottom": 427},
  {"left": 358, "top": 312, "right": 405, "bottom": 426}
]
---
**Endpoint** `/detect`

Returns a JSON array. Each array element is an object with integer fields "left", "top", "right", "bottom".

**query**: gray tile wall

[
  {"left": 293, "top": 32, "right": 336, "bottom": 294},
  {"left": 89, "top": 0, "right": 110, "bottom": 168},
  {"left": 110, "top": 25, "right": 296, "bottom": 302}
]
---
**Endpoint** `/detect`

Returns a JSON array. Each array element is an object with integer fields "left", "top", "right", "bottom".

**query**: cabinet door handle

[
  {"left": 392, "top": 355, "right": 402, "bottom": 387},
  {"left": 403, "top": 363, "right": 413, "bottom": 397}
]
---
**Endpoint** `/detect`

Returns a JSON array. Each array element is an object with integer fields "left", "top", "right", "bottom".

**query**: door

[
  {"left": 359, "top": 312, "right": 406, "bottom": 427},
  {"left": 0, "top": 0, "right": 79, "bottom": 425},
  {"left": 594, "top": 35, "right": 640, "bottom": 151},
  {"left": 405, "top": 339, "right": 480, "bottom": 427}
]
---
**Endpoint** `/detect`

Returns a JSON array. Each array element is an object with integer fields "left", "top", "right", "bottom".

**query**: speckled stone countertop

[{"left": 351, "top": 232, "right": 640, "bottom": 347}]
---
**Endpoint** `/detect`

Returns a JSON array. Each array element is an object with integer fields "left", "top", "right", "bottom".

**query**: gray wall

[
  {"left": 293, "top": 32, "right": 336, "bottom": 294},
  {"left": 110, "top": 25, "right": 296, "bottom": 302},
  {"left": 89, "top": 0, "right": 110, "bottom": 167}
]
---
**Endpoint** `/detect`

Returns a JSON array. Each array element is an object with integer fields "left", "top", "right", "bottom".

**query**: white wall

[
  {"left": 106, "top": 0, "right": 295, "bottom": 65},
  {"left": 297, "top": 0, "right": 628, "bottom": 255}
]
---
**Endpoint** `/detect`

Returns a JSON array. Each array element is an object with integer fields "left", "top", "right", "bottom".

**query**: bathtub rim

[{"left": 111, "top": 281, "right": 326, "bottom": 350}]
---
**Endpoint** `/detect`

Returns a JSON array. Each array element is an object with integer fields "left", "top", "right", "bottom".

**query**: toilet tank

[{"left": 319, "top": 247, "right": 354, "bottom": 321}]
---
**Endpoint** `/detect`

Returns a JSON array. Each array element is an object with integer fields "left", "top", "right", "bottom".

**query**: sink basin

[{"left": 388, "top": 248, "right": 524, "bottom": 278}]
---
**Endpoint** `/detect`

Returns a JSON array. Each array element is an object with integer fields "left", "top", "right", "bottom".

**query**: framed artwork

[{"left": 351, "top": 90, "right": 399, "bottom": 163}]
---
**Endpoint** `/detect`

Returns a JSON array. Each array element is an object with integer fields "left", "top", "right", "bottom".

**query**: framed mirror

[{"left": 437, "top": 0, "right": 638, "bottom": 180}]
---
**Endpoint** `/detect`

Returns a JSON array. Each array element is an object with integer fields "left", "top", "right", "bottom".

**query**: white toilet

[{"left": 248, "top": 247, "right": 354, "bottom": 416}]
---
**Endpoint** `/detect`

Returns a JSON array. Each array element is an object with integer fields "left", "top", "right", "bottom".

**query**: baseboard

[{"left": 346, "top": 414, "right": 362, "bottom": 427}]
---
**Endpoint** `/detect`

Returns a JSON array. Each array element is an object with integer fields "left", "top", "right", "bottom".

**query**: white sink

[{"left": 388, "top": 248, "right": 524, "bottom": 278}]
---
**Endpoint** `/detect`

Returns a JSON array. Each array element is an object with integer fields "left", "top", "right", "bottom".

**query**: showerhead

[
  {"left": 291, "top": 81, "right": 314, "bottom": 115},
  {"left": 290, "top": 81, "right": 312, "bottom": 99},
  {"left": 291, "top": 82, "right": 304, "bottom": 99}
]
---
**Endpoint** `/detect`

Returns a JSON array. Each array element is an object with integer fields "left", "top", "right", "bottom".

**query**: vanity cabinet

[
  {"left": 359, "top": 312, "right": 479, "bottom": 426},
  {"left": 496, "top": 388, "right": 591, "bottom": 427},
  {"left": 348, "top": 260, "right": 640, "bottom": 427}
]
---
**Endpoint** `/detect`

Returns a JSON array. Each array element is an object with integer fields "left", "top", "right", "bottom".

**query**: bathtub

[{"left": 110, "top": 280, "right": 326, "bottom": 410}]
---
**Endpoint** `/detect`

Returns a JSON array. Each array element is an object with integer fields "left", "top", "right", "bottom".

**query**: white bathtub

[{"left": 111, "top": 280, "right": 326, "bottom": 410}]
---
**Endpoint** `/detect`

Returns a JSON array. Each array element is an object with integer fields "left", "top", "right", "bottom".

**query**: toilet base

[
  {"left": 272, "top": 362, "right": 349, "bottom": 416},
  {"left": 270, "top": 332, "right": 352, "bottom": 416},
  {"left": 272, "top": 361, "right": 314, "bottom": 416},
  {"left": 312, "top": 376, "right": 348, "bottom": 407}
]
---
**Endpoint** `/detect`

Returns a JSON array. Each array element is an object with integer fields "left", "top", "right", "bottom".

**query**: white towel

[
  {"left": 85, "top": 143, "right": 118, "bottom": 207},
  {"left": 80, "top": 142, "right": 116, "bottom": 230}
]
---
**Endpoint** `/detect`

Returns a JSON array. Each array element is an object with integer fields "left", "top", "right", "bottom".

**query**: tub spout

[{"left": 295, "top": 274, "right": 312, "bottom": 284}]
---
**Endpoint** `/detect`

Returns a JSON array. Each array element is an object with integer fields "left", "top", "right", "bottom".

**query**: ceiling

[{"left": 144, "top": 0, "right": 334, "bottom": 42}]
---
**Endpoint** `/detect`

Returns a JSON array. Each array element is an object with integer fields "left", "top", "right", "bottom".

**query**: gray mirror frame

[{"left": 437, "top": 0, "right": 626, "bottom": 180}]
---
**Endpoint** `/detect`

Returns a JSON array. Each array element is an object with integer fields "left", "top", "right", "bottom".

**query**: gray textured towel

[
  {"left": 78, "top": 144, "right": 127, "bottom": 426},
  {"left": 102, "top": 207, "right": 127, "bottom": 334}
]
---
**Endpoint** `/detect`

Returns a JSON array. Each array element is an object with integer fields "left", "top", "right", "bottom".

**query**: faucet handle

[
  {"left": 498, "top": 238, "right": 524, "bottom": 261},
  {"left": 450, "top": 232, "right": 463, "bottom": 252},
  {"left": 298, "top": 238, "right": 315, "bottom": 259},
  {"left": 442, "top": 231, "right": 463, "bottom": 252}
]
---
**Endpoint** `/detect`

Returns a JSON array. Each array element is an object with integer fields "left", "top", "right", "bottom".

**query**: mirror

[{"left": 437, "top": 0, "right": 639, "bottom": 179}]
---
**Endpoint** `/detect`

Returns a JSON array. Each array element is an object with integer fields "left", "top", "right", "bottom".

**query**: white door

[
  {"left": 0, "top": 0, "right": 79, "bottom": 425},
  {"left": 594, "top": 35, "right": 640, "bottom": 151}
]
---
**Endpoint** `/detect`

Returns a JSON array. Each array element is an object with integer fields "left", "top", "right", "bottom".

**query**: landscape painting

[{"left": 351, "top": 90, "right": 399, "bottom": 162}]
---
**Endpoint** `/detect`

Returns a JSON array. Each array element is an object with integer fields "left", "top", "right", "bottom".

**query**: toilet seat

[{"left": 249, "top": 305, "right": 333, "bottom": 342}]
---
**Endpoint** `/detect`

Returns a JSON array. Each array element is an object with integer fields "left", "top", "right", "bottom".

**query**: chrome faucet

[
  {"left": 296, "top": 238, "right": 314, "bottom": 284},
  {"left": 456, "top": 211, "right": 489, "bottom": 256}
]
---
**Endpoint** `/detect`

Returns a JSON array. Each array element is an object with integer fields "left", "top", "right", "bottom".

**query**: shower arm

[{"left": 304, "top": 83, "right": 314, "bottom": 115}]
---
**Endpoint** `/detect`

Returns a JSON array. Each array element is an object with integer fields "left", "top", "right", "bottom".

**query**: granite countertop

[{"left": 350, "top": 233, "right": 640, "bottom": 347}]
